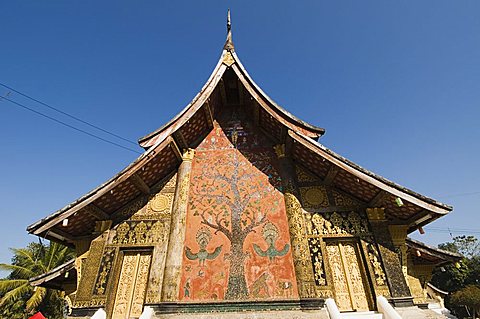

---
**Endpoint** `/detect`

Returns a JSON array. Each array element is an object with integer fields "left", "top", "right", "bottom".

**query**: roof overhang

[
  {"left": 27, "top": 135, "right": 181, "bottom": 243},
  {"left": 288, "top": 130, "right": 452, "bottom": 232},
  {"left": 29, "top": 259, "right": 76, "bottom": 290},
  {"left": 406, "top": 238, "right": 462, "bottom": 266}
]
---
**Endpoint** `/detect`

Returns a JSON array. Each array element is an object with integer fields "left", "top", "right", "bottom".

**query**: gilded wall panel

[
  {"left": 296, "top": 166, "right": 320, "bottom": 183},
  {"left": 93, "top": 247, "right": 116, "bottom": 296},
  {"left": 307, "top": 238, "right": 327, "bottom": 286},
  {"left": 302, "top": 206, "right": 390, "bottom": 303},
  {"left": 331, "top": 190, "right": 362, "bottom": 207},
  {"left": 306, "top": 211, "right": 371, "bottom": 237},
  {"left": 74, "top": 236, "right": 108, "bottom": 307},
  {"left": 300, "top": 186, "right": 329, "bottom": 209},
  {"left": 74, "top": 174, "right": 176, "bottom": 309}
]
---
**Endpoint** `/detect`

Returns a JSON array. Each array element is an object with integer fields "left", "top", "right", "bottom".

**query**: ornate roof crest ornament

[{"left": 224, "top": 9, "right": 235, "bottom": 52}]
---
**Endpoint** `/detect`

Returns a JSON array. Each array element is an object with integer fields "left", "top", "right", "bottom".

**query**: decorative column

[
  {"left": 274, "top": 144, "right": 317, "bottom": 299},
  {"left": 389, "top": 225, "right": 409, "bottom": 281},
  {"left": 161, "top": 148, "right": 194, "bottom": 301},
  {"left": 367, "top": 208, "right": 413, "bottom": 307}
]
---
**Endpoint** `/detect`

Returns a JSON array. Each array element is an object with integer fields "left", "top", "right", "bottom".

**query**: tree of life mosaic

[{"left": 179, "top": 107, "right": 298, "bottom": 301}]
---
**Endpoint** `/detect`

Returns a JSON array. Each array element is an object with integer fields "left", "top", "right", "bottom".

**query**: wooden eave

[
  {"left": 26, "top": 135, "right": 180, "bottom": 243},
  {"left": 29, "top": 259, "right": 76, "bottom": 290},
  {"left": 288, "top": 130, "right": 452, "bottom": 232},
  {"left": 426, "top": 283, "right": 449, "bottom": 296},
  {"left": 406, "top": 237, "right": 462, "bottom": 266}
]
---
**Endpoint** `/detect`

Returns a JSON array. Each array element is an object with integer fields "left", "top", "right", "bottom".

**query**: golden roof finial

[
  {"left": 224, "top": 9, "right": 235, "bottom": 52},
  {"left": 227, "top": 8, "right": 231, "bottom": 33}
]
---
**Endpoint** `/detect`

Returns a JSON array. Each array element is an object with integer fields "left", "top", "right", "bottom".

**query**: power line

[
  {"left": 437, "top": 191, "right": 480, "bottom": 199},
  {"left": 0, "top": 95, "right": 142, "bottom": 154},
  {"left": 0, "top": 82, "right": 138, "bottom": 146},
  {"left": 424, "top": 227, "right": 480, "bottom": 235}
]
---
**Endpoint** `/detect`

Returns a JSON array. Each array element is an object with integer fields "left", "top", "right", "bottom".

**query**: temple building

[{"left": 27, "top": 13, "right": 461, "bottom": 319}]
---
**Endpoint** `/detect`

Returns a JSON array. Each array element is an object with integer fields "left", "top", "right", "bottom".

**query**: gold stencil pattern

[
  {"left": 295, "top": 166, "right": 320, "bottom": 183},
  {"left": 150, "top": 194, "right": 171, "bottom": 213},
  {"left": 307, "top": 238, "right": 327, "bottom": 286},
  {"left": 306, "top": 211, "right": 371, "bottom": 236},
  {"left": 300, "top": 187, "right": 329, "bottom": 209},
  {"left": 332, "top": 190, "right": 359, "bottom": 207},
  {"left": 74, "top": 239, "right": 107, "bottom": 307},
  {"left": 283, "top": 191, "right": 316, "bottom": 298},
  {"left": 366, "top": 242, "right": 387, "bottom": 287},
  {"left": 112, "top": 220, "right": 169, "bottom": 245}
]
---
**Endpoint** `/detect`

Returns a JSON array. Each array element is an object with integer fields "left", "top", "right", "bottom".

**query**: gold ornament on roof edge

[{"left": 222, "top": 51, "right": 235, "bottom": 66}]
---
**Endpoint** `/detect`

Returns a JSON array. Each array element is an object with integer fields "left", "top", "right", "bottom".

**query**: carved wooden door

[
  {"left": 325, "top": 241, "right": 370, "bottom": 311},
  {"left": 112, "top": 251, "right": 152, "bottom": 319}
]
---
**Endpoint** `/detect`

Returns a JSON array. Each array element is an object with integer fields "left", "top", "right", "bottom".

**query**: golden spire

[
  {"left": 224, "top": 9, "right": 235, "bottom": 51},
  {"left": 227, "top": 9, "right": 231, "bottom": 33}
]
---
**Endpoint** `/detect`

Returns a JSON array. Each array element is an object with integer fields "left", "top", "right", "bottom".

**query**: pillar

[
  {"left": 389, "top": 224, "right": 409, "bottom": 280},
  {"left": 161, "top": 148, "right": 194, "bottom": 301},
  {"left": 367, "top": 208, "right": 413, "bottom": 307},
  {"left": 274, "top": 144, "right": 317, "bottom": 299}
]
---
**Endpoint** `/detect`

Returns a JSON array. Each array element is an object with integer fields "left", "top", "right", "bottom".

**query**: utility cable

[
  {"left": 0, "top": 95, "right": 142, "bottom": 154},
  {"left": 437, "top": 191, "right": 480, "bottom": 199},
  {"left": 0, "top": 82, "right": 138, "bottom": 146},
  {"left": 424, "top": 227, "right": 480, "bottom": 235}
]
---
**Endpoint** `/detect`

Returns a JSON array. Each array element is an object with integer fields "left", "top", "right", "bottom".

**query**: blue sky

[{"left": 1, "top": 1, "right": 479, "bottom": 269}]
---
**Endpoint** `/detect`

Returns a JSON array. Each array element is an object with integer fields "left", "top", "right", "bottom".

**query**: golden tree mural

[{"left": 189, "top": 149, "right": 280, "bottom": 299}]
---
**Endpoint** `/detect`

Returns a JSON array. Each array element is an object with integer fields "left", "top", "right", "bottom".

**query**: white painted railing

[
  {"left": 89, "top": 306, "right": 153, "bottom": 319},
  {"left": 377, "top": 296, "right": 402, "bottom": 319},
  {"left": 326, "top": 298, "right": 342, "bottom": 319},
  {"left": 139, "top": 306, "right": 154, "bottom": 319},
  {"left": 90, "top": 308, "right": 106, "bottom": 319}
]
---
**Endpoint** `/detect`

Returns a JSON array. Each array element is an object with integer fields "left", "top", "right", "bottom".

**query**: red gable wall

[{"left": 179, "top": 106, "right": 298, "bottom": 301}]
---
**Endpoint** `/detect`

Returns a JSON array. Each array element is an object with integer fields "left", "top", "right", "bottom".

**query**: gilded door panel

[
  {"left": 342, "top": 242, "right": 369, "bottom": 311},
  {"left": 112, "top": 252, "right": 152, "bottom": 319},
  {"left": 130, "top": 254, "right": 151, "bottom": 317},
  {"left": 326, "top": 241, "right": 370, "bottom": 311},
  {"left": 326, "top": 244, "right": 351, "bottom": 311}
]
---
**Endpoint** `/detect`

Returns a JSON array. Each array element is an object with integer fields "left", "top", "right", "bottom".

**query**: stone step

[{"left": 341, "top": 311, "right": 383, "bottom": 319}]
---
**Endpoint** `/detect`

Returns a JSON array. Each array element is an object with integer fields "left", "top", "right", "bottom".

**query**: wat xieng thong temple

[{"left": 28, "top": 13, "right": 461, "bottom": 319}]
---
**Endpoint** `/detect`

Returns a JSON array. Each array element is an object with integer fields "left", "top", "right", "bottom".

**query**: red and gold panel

[{"left": 179, "top": 107, "right": 298, "bottom": 302}]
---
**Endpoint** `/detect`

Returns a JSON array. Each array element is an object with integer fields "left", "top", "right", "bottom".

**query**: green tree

[
  {"left": 432, "top": 236, "right": 480, "bottom": 318},
  {"left": 0, "top": 241, "right": 74, "bottom": 319},
  {"left": 451, "top": 285, "right": 480, "bottom": 319},
  {"left": 439, "top": 236, "right": 480, "bottom": 259}
]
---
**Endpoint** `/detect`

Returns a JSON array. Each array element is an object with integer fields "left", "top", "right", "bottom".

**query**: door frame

[
  {"left": 107, "top": 247, "right": 153, "bottom": 319},
  {"left": 323, "top": 237, "right": 375, "bottom": 311}
]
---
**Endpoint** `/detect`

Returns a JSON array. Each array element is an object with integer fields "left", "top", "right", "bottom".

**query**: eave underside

[
  {"left": 406, "top": 238, "right": 462, "bottom": 266},
  {"left": 29, "top": 259, "right": 76, "bottom": 290}
]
